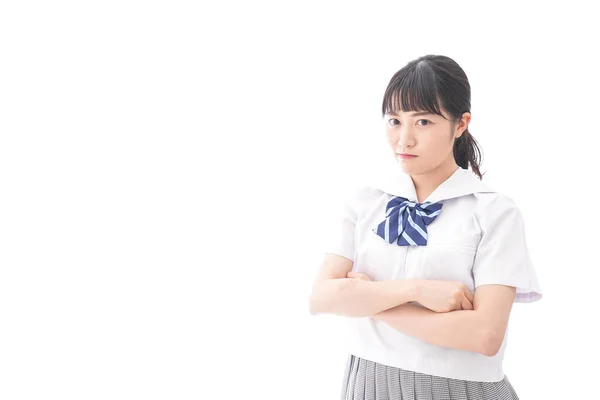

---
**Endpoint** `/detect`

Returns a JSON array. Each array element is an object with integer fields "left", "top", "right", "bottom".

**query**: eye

[
  {"left": 417, "top": 119, "right": 432, "bottom": 126},
  {"left": 388, "top": 118, "right": 400, "bottom": 126}
]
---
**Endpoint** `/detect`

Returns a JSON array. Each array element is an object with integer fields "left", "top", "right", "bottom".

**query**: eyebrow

[{"left": 387, "top": 111, "right": 434, "bottom": 117}]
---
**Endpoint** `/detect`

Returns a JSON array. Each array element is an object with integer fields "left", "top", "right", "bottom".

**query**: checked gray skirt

[{"left": 341, "top": 354, "right": 520, "bottom": 400}]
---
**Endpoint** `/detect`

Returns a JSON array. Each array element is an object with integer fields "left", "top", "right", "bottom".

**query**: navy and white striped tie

[{"left": 373, "top": 196, "right": 443, "bottom": 246}]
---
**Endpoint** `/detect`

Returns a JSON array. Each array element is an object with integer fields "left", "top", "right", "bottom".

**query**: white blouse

[{"left": 323, "top": 166, "right": 543, "bottom": 382}]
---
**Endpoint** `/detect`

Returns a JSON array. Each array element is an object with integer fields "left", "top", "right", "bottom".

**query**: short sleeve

[
  {"left": 472, "top": 194, "right": 543, "bottom": 303},
  {"left": 321, "top": 188, "right": 360, "bottom": 262}
]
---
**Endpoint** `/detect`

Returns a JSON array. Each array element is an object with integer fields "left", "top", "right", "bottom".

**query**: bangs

[{"left": 382, "top": 63, "right": 446, "bottom": 119}]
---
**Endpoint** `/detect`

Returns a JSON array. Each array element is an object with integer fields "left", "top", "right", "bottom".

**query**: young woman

[{"left": 309, "top": 54, "right": 543, "bottom": 400}]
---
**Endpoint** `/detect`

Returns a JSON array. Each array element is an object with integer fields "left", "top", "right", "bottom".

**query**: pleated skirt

[{"left": 341, "top": 354, "right": 520, "bottom": 400}]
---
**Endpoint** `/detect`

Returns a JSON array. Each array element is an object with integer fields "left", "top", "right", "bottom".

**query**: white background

[{"left": 0, "top": 1, "right": 598, "bottom": 399}]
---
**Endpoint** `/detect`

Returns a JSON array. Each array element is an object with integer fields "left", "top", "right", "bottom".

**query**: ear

[{"left": 455, "top": 112, "right": 471, "bottom": 139}]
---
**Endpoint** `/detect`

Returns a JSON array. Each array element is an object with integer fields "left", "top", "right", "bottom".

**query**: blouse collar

[{"left": 371, "top": 165, "right": 496, "bottom": 204}]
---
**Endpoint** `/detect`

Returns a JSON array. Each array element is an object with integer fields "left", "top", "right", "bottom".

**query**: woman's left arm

[{"left": 372, "top": 284, "right": 516, "bottom": 356}]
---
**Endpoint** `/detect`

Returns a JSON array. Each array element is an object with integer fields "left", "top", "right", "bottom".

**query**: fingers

[
  {"left": 463, "top": 287, "right": 474, "bottom": 304},
  {"left": 461, "top": 296, "right": 474, "bottom": 310},
  {"left": 347, "top": 271, "right": 357, "bottom": 278},
  {"left": 347, "top": 271, "right": 371, "bottom": 281}
]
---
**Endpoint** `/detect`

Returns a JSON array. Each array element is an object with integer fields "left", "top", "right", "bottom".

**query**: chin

[{"left": 396, "top": 160, "right": 418, "bottom": 174}]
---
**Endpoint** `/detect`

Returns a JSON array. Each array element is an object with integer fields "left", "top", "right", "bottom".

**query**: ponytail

[{"left": 453, "top": 127, "right": 484, "bottom": 180}]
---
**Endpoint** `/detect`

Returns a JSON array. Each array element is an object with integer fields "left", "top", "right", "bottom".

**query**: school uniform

[{"left": 323, "top": 166, "right": 543, "bottom": 400}]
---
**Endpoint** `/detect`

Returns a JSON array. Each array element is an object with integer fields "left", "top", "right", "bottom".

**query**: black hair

[{"left": 381, "top": 54, "right": 484, "bottom": 179}]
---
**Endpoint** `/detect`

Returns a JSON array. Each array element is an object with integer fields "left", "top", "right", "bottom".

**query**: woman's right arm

[{"left": 308, "top": 253, "right": 419, "bottom": 317}]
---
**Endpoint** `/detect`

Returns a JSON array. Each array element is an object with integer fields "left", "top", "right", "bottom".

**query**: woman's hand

[
  {"left": 346, "top": 271, "right": 373, "bottom": 281},
  {"left": 415, "top": 280, "right": 474, "bottom": 312}
]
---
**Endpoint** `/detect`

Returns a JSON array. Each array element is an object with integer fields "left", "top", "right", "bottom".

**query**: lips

[{"left": 397, "top": 153, "right": 417, "bottom": 159}]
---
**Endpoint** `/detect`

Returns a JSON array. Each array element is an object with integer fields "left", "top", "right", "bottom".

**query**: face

[{"left": 384, "top": 107, "right": 470, "bottom": 176}]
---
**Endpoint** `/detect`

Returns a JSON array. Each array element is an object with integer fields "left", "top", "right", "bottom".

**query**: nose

[{"left": 395, "top": 126, "right": 416, "bottom": 151}]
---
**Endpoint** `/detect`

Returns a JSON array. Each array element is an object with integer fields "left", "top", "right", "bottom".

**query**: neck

[{"left": 410, "top": 159, "right": 460, "bottom": 203}]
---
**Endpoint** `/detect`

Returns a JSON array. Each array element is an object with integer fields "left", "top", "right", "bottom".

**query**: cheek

[
  {"left": 385, "top": 130, "right": 397, "bottom": 146},
  {"left": 423, "top": 134, "right": 451, "bottom": 154}
]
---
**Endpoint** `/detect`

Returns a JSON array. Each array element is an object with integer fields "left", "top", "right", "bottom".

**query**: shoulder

[
  {"left": 472, "top": 191, "right": 525, "bottom": 229},
  {"left": 343, "top": 185, "right": 383, "bottom": 208},
  {"left": 473, "top": 191, "right": 519, "bottom": 209},
  {"left": 334, "top": 184, "right": 387, "bottom": 219}
]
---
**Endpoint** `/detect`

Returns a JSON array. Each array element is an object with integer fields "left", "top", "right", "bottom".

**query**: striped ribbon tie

[{"left": 372, "top": 196, "right": 443, "bottom": 246}]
